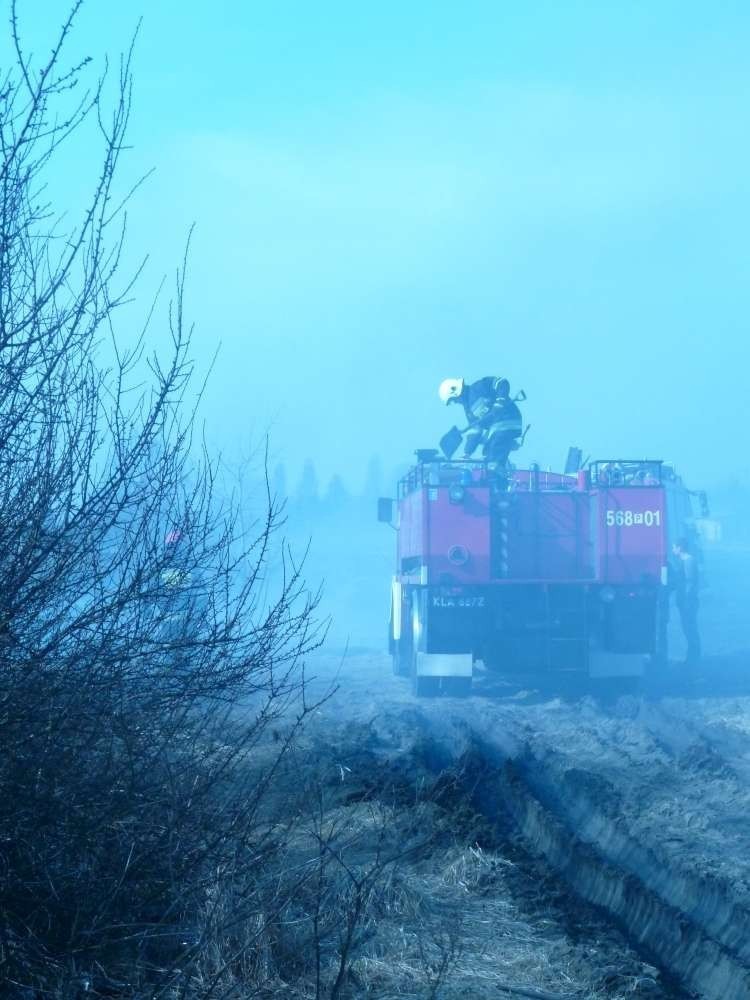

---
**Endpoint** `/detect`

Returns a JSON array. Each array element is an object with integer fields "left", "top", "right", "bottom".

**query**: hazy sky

[{"left": 16, "top": 1, "right": 750, "bottom": 493}]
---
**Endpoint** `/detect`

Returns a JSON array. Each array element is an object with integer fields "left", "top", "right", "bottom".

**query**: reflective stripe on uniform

[{"left": 488, "top": 419, "right": 522, "bottom": 435}]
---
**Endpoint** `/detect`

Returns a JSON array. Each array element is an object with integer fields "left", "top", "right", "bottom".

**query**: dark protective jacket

[
  {"left": 461, "top": 377, "right": 501, "bottom": 427},
  {"left": 673, "top": 552, "right": 700, "bottom": 610},
  {"left": 461, "top": 378, "right": 523, "bottom": 458}
]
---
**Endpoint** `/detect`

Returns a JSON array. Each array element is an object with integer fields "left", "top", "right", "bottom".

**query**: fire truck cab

[{"left": 379, "top": 453, "right": 701, "bottom": 695}]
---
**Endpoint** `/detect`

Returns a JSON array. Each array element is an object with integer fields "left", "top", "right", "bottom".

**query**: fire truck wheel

[
  {"left": 390, "top": 594, "right": 413, "bottom": 677},
  {"left": 392, "top": 643, "right": 411, "bottom": 677},
  {"left": 412, "top": 675, "right": 438, "bottom": 697},
  {"left": 412, "top": 675, "right": 472, "bottom": 698},
  {"left": 592, "top": 675, "right": 642, "bottom": 698},
  {"left": 441, "top": 676, "right": 472, "bottom": 698}
]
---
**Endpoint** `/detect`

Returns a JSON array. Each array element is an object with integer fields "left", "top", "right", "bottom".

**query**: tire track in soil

[
  {"left": 318, "top": 714, "right": 688, "bottom": 998},
  {"left": 467, "top": 742, "right": 749, "bottom": 1000},
  {"left": 310, "top": 652, "right": 750, "bottom": 998},
  {"left": 390, "top": 700, "right": 750, "bottom": 1000},
  {"left": 424, "top": 749, "right": 693, "bottom": 1000}
]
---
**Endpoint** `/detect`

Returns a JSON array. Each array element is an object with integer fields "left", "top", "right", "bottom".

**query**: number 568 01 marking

[{"left": 606, "top": 509, "right": 661, "bottom": 527}]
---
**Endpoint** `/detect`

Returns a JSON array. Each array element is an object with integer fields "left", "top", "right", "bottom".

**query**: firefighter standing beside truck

[
  {"left": 438, "top": 376, "right": 523, "bottom": 464},
  {"left": 158, "top": 528, "right": 205, "bottom": 670},
  {"left": 672, "top": 536, "right": 701, "bottom": 667}
]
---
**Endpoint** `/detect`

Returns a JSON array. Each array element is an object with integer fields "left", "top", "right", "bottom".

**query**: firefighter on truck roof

[
  {"left": 438, "top": 376, "right": 524, "bottom": 465},
  {"left": 672, "top": 536, "right": 702, "bottom": 668}
]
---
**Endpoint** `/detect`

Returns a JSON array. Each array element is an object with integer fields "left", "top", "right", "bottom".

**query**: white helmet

[{"left": 438, "top": 377, "right": 464, "bottom": 404}]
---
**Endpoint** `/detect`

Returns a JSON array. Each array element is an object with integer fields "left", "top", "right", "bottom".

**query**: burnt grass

[{"left": 302, "top": 717, "right": 691, "bottom": 999}]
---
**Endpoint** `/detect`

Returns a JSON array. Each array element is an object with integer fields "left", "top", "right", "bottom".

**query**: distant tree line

[{"left": 273, "top": 455, "right": 408, "bottom": 518}]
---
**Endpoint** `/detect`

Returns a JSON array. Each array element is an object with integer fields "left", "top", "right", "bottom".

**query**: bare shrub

[
  {"left": 226, "top": 739, "right": 469, "bottom": 1000},
  {"left": 0, "top": 4, "right": 323, "bottom": 996},
  {"left": 0, "top": 8, "right": 473, "bottom": 1000}
]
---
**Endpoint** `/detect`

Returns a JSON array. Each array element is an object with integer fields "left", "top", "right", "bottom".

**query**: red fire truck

[{"left": 379, "top": 452, "right": 704, "bottom": 695}]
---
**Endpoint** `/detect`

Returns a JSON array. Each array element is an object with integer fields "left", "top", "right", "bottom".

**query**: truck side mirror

[{"left": 377, "top": 497, "right": 395, "bottom": 524}]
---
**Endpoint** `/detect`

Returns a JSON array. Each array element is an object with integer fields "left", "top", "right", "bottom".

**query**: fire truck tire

[
  {"left": 409, "top": 594, "right": 426, "bottom": 694},
  {"left": 412, "top": 675, "right": 472, "bottom": 698},
  {"left": 592, "top": 675, "right": 642, "bottom": 697},
  {"left": 442, "top": 676, "right": 472, "bottom": 697},
  {"left": 392, "top": 644, "right": 411, "bottom": 677},
  {"left": 412, "top": 675, "right": 438, "bottom": 697},
  {"left": 390, "top": 593, "right": 413, "bottom": 677}
]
